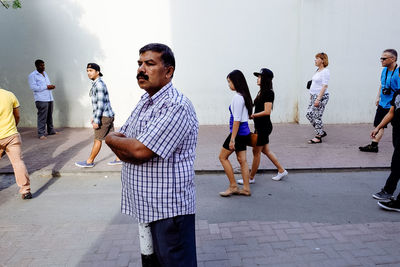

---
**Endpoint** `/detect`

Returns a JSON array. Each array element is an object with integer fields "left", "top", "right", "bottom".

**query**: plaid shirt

[
  {"left": 90, "top": 77, "right": 115, "bottom": 124},
  {"left": 120, "top": 82, "right": 198, "bottom": 223}
]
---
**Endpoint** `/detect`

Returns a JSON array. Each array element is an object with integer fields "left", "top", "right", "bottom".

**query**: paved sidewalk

[{"left": 0, "top": 124, "right": 394, "bottom": 175}]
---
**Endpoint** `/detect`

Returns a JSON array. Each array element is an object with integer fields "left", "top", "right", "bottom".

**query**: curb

[{"left": 0, "top": 166, "right": 390, "bottom": 178}]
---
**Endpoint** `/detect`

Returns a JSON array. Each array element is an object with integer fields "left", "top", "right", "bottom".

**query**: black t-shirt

[
  {"left": 254, "top": 90, "right": 274, "bottom": 129},
  {"left": 390, "top": 91, "right": 400, "bottom": 129}
]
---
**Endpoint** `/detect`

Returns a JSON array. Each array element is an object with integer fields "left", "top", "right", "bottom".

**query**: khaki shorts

[{"left": 94, "top": 116, "right": 114, "bottom": 141}]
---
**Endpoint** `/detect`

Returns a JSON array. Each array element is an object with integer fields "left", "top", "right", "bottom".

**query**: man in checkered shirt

[{"left": 106, "top": 43, "right": 198, "bottom": 266}]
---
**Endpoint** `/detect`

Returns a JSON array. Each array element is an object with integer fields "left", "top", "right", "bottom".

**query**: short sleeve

[
  {"left": 264, "top": 90, "right": 274, "bottom": 103},
  {"left": 137, "top": 104, "right": 192, "bottom": 159},
  {"left": 231, "top": 94, "right": 245, "bottom": 121},
  {"left": 381, "top": 68, "right": 386, "bottom": 86},
  {"left": 10, "top": 92, "right": 20, "bottom": 108},
  {"left": 321, "top": 69, "right": 330, "bottom": 85}
]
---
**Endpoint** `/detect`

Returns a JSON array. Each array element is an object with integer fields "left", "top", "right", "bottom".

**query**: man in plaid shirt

[
  {"left": 76, "top": 63, "right": 121, "bottom": 168},
  {"left": 106, "top": 43, "right": 198, "bottom": 266}
]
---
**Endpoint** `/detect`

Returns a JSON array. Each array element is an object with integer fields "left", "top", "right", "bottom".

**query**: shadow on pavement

[{"left": 0, "top": 128, "right": 92, "bottom": 195}]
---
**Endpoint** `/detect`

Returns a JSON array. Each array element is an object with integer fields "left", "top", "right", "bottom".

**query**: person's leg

[
  {"left": 46, "top": 101, "right": 56, "bottom": 135},
  {"left": 378, "top": 144, "right": 400, "bottom": 211},
  {"left": 35, "top": 101, "right": 48, "bottom": 138},
  {"left": 373, "top": 128, "right": 385, "bottom": 143},
  {"left": 363, "top": 107, "right": 388, "bottom": 151},
  {"left": 79, "top": 117, "right": 112, "bottom": 166},
  {"left": 219, "top": 148, "right": 236, "bottom": 186},
  {"left": 262, "top": 144, "right": 285, "bottom": 173},
  {"left": 236, "top": 150, "right": 250, "bottom": 193},
  {"left": 306, "top": 95, "right": 316, "bottom": 128},
  {"left": 250, "top": 146, "right": 262, "bottom": 180},
  {"left": 150, "top": 215, "right": 197, "bottom": 267},
  {"left": 219, "top": 147, "right": 240, "bottom": 196},
  {"left": 2, "top": 134, "right": 30, "bottom": 194},
  {"left": 383, "top": 134, "right": 400, "bottom": 194},
  {"left": 313, "top": 94, "right": 329, "bottom": 136},
  {"left": 87, "top": 139, "right": 102, "bottom": 164}
]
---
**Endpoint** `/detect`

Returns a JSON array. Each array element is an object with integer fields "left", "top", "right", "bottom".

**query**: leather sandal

[
  {"left": 219, "top": 187, "right": 240, "bottom": 197},
  {"left": 308, "top": 136, "right": 322, "bottom": 144},
  {"left": 238, "top": 189, "right": 251, "bottom": 196},
  {"left": 21, "top": 192, "right": 32, "bottom": 200}
]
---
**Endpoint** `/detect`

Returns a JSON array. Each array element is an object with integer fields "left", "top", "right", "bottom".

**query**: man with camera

[{"left": 359, "top": 49, "right": 399, "bottom": 153}]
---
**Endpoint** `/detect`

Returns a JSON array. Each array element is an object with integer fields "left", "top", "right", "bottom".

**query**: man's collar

[
  {"left": 35, "top": 70, "right": 45, "bottom": 75},
  {"left": 141, "top": 82, "right": 173, "bottom": 102},
  {"left": 91, "top": 77, "right": 100, "bottom": 84}
]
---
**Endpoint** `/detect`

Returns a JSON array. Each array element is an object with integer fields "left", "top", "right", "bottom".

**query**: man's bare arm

[
  {"left": 13, "top": 107, "right": 20, "bottom": 126},
  {"left": 105, "top": 132, "right": 156, "bottom": 164}
]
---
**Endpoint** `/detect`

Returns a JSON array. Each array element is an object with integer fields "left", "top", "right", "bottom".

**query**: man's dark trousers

[
  {"left": 384, "top": 128, "right": 400, "bottom": 194},
  {"left": 35, "top": 101, "right": 55, "bottom": 137},
  {"left": 150, "top": 214, "right": 197, "bottom": 267}
]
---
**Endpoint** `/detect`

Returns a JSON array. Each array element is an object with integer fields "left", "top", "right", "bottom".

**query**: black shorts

[
  {"left": 255, "top": 126, "right": 273, "bottom": 146},
  {"left": 374, "top": 106, "right": 390, "bottom": 128},
  {"left": 222, "top": 133, "right": 250, "bottom": 152}
]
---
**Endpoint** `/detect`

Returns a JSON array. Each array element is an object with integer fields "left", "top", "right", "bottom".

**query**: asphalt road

[{"left": 197, "top": 170, "right": 400, "bottom": 224}]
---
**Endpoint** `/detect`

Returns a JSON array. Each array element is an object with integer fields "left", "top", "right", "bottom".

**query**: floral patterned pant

[{"left": 306, "top": 93, "right": 329, "bottom": 136}]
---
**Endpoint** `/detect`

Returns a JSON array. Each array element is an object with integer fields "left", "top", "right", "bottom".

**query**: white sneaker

[
  {"left": 237, "top": 178, "right": 255, "bottom": 185},
  {"left": 272, "top": 170, "right": 288, "bottom": 181}
]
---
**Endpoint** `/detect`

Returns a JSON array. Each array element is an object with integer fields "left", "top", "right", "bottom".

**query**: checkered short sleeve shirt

[{"left": 120, "top": 82, "right": 199, "bottom": 223}]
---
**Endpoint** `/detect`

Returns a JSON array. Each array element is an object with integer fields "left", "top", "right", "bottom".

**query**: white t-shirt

[
  {"left": 231, "top": 92, "right": 249, "bottom": 122},
  {"left": 310, "top": 68, "right": 330, "bottom": 95}
]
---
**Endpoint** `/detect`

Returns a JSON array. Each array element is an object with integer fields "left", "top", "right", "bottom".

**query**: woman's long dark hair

[
  {"left": 227, "top": 70, "right": 253, "bottom": 117},
  {"left": 254, "top": 74, "right": 273, "bottom": 106}
]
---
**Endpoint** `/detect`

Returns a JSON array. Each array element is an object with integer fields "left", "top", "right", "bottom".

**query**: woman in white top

[
  {"left": 306, "top": 52, "right": 330, "bottom": 144},
  {"left": 219, "top": 70, "right": 253, "bottom": 197}
]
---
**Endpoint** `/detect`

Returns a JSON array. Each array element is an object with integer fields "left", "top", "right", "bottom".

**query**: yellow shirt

[{"left": 0, "top": 89, "right": 19, "bottom": 139}]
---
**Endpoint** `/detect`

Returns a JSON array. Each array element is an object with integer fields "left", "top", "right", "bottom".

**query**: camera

[{"left": 382, "top": 87, "right": 393, "bottom": 95}]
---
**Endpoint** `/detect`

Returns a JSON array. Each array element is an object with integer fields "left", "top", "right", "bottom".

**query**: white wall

[{"left": 0, "top": 0, "right": 399, "bottom": 127}]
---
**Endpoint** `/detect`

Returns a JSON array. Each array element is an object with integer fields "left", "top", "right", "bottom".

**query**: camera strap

[{"left": 384, "top": 64, "right": 398, "bottom": 88}]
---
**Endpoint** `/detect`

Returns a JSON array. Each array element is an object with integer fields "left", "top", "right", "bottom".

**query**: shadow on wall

[{"left": 0, "top": 0, "right": 104, "bottom": 127}]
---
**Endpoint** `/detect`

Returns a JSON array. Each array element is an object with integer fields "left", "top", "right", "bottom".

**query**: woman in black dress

[{"left": 238, "top": 68, "right": 288, "bottom": 184}]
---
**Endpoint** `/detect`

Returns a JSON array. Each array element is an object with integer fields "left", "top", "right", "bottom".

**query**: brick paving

[{"left": 1, "top": 220, "right": 400, "bottom": 266}]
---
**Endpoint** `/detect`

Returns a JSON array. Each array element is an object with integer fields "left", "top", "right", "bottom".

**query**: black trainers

[
  {"left": 359, "top": 144, "right": 378, "bottom": 153},
  {"left": 372, "top": 189, "right": 393, "bottom": 201},
  {"left": 378, "top": 200, "right": 400, "bottom": 212},
  {"left": 21, "top": 192, "right": 32, "bottom": 200}
]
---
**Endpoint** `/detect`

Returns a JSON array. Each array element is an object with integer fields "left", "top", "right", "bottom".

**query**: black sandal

[
  {"left": 308, "top": 136, "right": 322, "bottom": 144},
  {"left": 320, "top": 131, "right": 327, "bottom": 138}
]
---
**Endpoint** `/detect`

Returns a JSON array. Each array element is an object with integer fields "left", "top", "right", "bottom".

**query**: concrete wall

[{"left": 0, "top": 0, "right": 399, "bottom": 127}]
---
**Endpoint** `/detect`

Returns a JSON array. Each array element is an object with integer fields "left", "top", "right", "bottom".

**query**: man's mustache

[{"left": 136, "top": 72, "right": 149, "bottom": 80}]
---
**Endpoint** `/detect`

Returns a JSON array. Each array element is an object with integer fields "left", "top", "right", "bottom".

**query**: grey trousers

[{"left": 35, "top": 101, "right": 55, "bottom": 137}]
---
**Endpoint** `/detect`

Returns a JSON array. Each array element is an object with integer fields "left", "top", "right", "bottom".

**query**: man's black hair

[
  {"left": 384, "top": 49, "right": 398, "bottom": 60},
  {"left": 35, "top": 59, "right": 44, "bottom": 67},
  {"left": 139, "top": 43, "right": 175, "bottom": 69}
]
